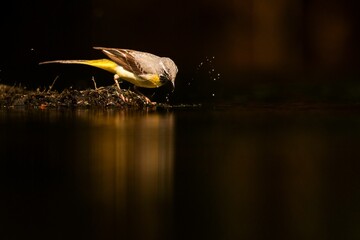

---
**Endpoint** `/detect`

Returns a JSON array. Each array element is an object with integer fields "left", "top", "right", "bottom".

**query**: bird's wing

[{"left": 93, "top": 47, "right": 160, "bottom": 76}]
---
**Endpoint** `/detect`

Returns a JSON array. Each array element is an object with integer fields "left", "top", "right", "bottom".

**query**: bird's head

[{"left": 160, "top": 57, "right": 178, "bottom": 89}]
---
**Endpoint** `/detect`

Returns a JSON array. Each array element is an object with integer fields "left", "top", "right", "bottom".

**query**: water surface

[{"left": 1, "top": 106, "right": 359, "bottom": 240}]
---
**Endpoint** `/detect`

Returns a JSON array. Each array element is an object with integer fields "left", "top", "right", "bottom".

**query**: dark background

[
  {"left": 1, "top": 2, "right": 360, "bottom": 239},
  {"left": 1, "top": 0, "right": 360, "bottom": 103}
]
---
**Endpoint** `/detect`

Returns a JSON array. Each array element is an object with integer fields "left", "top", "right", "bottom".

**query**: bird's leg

[
  {"left": 133, "top": 86, "right": 155, "bottom": 105},
  {"left": 114, "top": 74, "right": 126, "bottom": 102}
]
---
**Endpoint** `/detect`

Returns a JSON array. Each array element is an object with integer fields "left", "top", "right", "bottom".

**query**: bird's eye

[{"left": 160, "top": 74, "right": 168, "bottom": 83}]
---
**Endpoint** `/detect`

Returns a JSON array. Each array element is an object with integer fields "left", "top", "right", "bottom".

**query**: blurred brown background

[{"left": 1, "top": 0, "right": 359, "bottom": 102}]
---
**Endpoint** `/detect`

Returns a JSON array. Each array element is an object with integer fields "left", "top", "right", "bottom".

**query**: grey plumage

[
  {"left": 40, "top": 47, "right": 178, "bottom": 90},
  {"left": 94, "top": 47, "right": 178, "bottom": 86}
]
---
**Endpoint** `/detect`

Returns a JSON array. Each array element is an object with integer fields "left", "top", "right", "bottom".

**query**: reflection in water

[
  {"left": 0, "top": 109, "right": 174, "bottom": 240},
  {"left": 1, "top": 108, "right": 360, "bottom": 240},
  {"left": 77, "top": 110, "right": 174, "bottom": 240}
]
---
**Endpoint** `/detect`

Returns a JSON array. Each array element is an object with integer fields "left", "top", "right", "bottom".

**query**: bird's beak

[{"left": 170, "top": 79, "right": 175, "bottom": 92}]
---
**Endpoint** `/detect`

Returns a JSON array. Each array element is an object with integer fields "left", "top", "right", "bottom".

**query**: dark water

[{"left": 1, "top": 106, "right": 360, "bottom": 240}]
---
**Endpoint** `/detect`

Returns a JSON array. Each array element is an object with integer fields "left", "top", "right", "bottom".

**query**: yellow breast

[{"left": 115, "top": 66, "right": 163, "bottom": 88}]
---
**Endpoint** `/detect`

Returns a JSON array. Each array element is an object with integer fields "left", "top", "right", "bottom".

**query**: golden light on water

[
  {"left": 75, "top": 110, "right": 174, "bottom": 239},
  {"left": 2, "top": 109, "right": 360, "bottom": 239}
]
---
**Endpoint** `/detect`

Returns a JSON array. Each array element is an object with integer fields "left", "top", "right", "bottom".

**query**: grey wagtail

[{"left": 40, "top": 47, "right": 178, "bottom": 101}]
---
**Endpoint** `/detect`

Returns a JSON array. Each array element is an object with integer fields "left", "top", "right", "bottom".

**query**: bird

[{"left": 39, "top": 47, "right": 178, "bottom": 102}]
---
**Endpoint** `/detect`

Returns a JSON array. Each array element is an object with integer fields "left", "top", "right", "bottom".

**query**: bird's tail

[{"left": 39, "top": 59, "right": 118, "bottom": 74}]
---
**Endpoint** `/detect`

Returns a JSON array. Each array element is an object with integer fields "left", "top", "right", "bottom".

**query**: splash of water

[{"left": 192, "top": 56, "right": 221, "bottom": 99}]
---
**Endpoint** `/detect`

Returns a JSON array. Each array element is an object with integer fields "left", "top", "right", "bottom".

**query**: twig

[
  {"left": 48, "top": 75, "right": 59, "bottom": 93},
  {"left": 92, "top": 76, "right": 98, "bottom": 90}
]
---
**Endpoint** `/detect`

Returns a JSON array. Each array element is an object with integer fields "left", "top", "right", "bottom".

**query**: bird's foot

[
  {"left": 143, "top": 96, "right": 156, "bottom": 106},
  {"left": 113, "top": 77, "right": 127, "bottom": 102}
]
